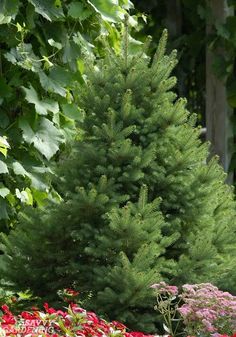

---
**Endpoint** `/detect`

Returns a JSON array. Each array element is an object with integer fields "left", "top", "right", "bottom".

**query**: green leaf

[
  {"left": 33, "top": 118, "right": 64, "bottom": 159},
  {"left": 128, "top": 36, "right": 143, "bottom": 55},
  {"left": 22, "top": 85, "right": 59, "bottom": 115},
  {"left": 0, "top": 14, "right": 11, "bottom": 25},
  {"left": 13, "top": 161, "right": 51, "bottom": 192},
  {"left": 62, "top": 39, "right": 82, "bottom": 70},
  {"left": 5, "top": 44, "right": 42, "bottom": 73},
  {"left": 15, "top": 188, "right": 33, "bottom": 205},
  {"left": 0, "top": 136, "right": 10, "bottom": 157},
  {"left": 87, "top": 0, "right": 124, "bottom": 23},
  {"left": 18, "top": 118, "right": 35, "bottom": 143},
  {"left": 212, "top": 54, "right": 227, "bottom": 81},
  {"left": 49, "top": 66, "right": 76, "bottom": 87},
  {"left": 0, "top": 199, "right": 8, "bottom": 219},
  {"left": 68, "top": 1, "right": 92, "bottom": 20},
  {"left": 28, "top": 0, "right": 64, "bottom": 21},
  {"left": 0, "top": 184, "right": 10, "bottom": 198},
  {"left": 61, "top": 103, "right": 83, "bottom": 121},
  {"left": 0, "top": 0, "right": 19, "bottom": 18},
  {"left": 0, "top": 77, "right": 12, "bottom": 98},
  {"left": 227, "top": 79, "right": 236, "bottom": 108},
  {"left": 73, "top": 32, "right": 94, "bottom": 57},
  {"left": 39, "top": 71, "right": 67, "bottom": 97},
  {"left": 19, "top": 117, "right": 64, "bottom": 160},
  {"left": 48, "top": 38, "right": 62, "bottom": 50},
  {"left": 31, "top": 189, "right": 49, "bottom": 206},
  {"left": 0, "top": 113, "right": 10, "bottom": 129},
  {"left": 0, "top": 160, "right": 8, "bottom": 174},
  {"left": 25, "top": 188, "right": 33, "bottom": 205},
  {"left": 12, "top": 161, "right": 28, "bottom": 177}
]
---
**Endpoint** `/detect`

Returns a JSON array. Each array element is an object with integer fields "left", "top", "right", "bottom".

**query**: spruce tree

[{"left": 1, "top": 30, "right": 236, "bottom": 332}]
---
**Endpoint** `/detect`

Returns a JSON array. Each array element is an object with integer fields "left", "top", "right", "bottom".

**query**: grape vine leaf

[
  {"left": 61, "top": 103, "right": 84, "bottom": 121},
  {"left": 0, "top": 184, "right": 10, "bottom": 198},
  {"left": 68, "top": 1, "right": 92, "bottom": 20},
  {"left": 0, "top": 161, "right": 8, "bottom": 174},
  {"left": 22, "top": 85, "right": 59, "bottom": 115},
  {"left": 87, "top": 0, "right": 124, "bottom": 23},
  {"left": 28, "top": 0, "right": 64, "bottom": 21},
  {"left": 39, "top": 71, "right": 67, "bottom": 97},
  {"left": 19, "top": 117, "right": 64, "bottom": 160}
]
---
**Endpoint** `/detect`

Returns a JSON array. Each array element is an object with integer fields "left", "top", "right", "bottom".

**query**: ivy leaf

[
  {"left": 19, "top": 117, "right": 64, "bottom": 160},
  {"left": 28, "top": 0, "right": 64, "bottom": 21},
  {"left": 68, "top": 1, "right": 92, "bottom": 20},
  {"left": 0, "top": 160, "right": 8, "bottom": 174},
  {"left": 0, "top": 184, "right": 10, "bottom": 198},
  {"left": 22, "top": 85, "right": 59, "bottom": 115},
  {"left": 39, "top": 71, "right": 67, "bottom": 97}
]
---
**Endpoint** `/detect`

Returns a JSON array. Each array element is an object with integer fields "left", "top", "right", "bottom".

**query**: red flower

[
  {"left": 44, "top": 302, "right": 56, "bottom": 314},
  {"left": 1, "top": 304, "right": 9, "bottom": 313},
  {"left": 2, "top": 313, "right": 16, "bottom": 324},
  {"left": 112, "top": 321, "right": 127, "bottom": 330},
  {"left": 65, "top": 288, "right": 80, "bottom": 296},
  {"left": 0, "top": 301, "right": 154, "bottom": 337},
  {"left": 21, "top": 311, "right": 39, "bottom": 319}
]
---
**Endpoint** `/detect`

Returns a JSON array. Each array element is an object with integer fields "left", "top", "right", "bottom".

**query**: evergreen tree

[{"left": 1, "top": 30, "right": 236, "bottom": 332}]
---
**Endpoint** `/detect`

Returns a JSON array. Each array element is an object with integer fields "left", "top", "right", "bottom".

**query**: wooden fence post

[{"left": 206, "top": 0, "right": 233, "bottom": 182}]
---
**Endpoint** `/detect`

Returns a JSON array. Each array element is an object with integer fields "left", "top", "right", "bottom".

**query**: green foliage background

[{"left": 0, "top": 0, "right": 136, "bottom": 231}]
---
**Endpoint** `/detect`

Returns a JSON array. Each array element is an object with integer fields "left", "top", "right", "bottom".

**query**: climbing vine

[{"left": 0, "top": 0, "right": 136, "bottom": 231}]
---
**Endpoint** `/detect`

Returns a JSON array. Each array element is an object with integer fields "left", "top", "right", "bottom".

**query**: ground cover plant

[{"left": 1, "top": 23, "right": 236, "bottom": 333}]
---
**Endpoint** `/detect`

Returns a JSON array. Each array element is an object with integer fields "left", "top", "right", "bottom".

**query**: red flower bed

[{"left": 0, "top": 302, "right": 153, "bottom": 337}]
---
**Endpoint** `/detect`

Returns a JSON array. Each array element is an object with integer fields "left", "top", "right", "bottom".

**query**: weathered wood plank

[{"left": 206, "top": 0, "right": 233, "bottom": 181}]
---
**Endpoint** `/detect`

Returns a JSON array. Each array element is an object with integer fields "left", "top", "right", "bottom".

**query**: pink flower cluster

[
  {"left": 0, "top": 302, "right": 153, "bottom": 337},
  {"left": 151, "top": 282, "right": 236, "bottom": 336},
  {"left": 150, "top": 282, "right": 178, "bottom": 296},
  {"left": 178, "top": 283, "right": 236, "bottom": 334}
]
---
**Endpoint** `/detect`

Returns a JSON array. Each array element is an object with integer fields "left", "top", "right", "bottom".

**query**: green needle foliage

[{"left": 1, "top": 30, "right": 236, "bottom": 332}]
